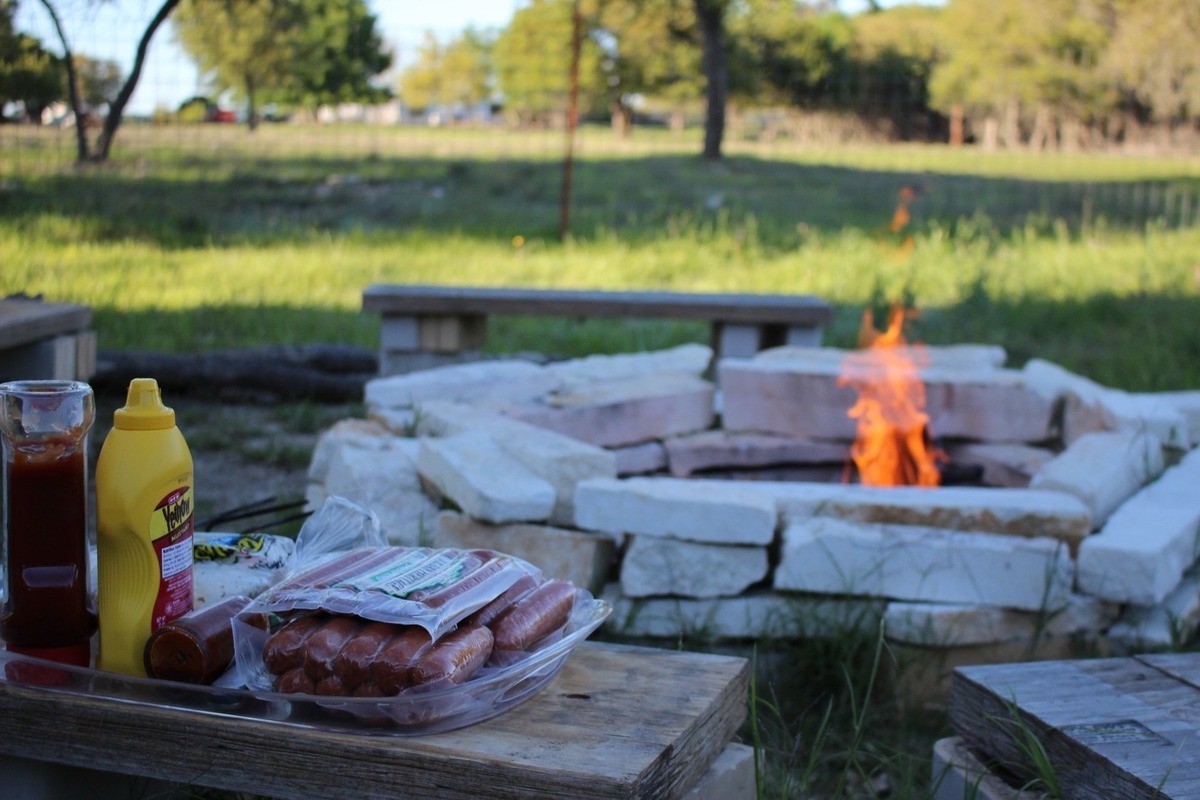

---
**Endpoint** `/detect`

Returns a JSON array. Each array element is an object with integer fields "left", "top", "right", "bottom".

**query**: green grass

[{"left": 3, "top": 124, "right": 1198, "bottom": 392}]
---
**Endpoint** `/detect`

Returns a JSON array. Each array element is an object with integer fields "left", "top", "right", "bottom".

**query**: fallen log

[{"left": 93, "top": 344, "right": 377, "bottom": 403}]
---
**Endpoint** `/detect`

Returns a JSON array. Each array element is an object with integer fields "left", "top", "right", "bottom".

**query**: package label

[{"left": 150, "top": 485, "right": 194, "bottom": 630}]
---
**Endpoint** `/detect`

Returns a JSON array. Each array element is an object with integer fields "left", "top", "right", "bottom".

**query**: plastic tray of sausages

[{"left": 0, "top": 592, "right": 610, "bottom": 736}]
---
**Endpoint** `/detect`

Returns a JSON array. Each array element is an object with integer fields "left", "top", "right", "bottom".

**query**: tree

[
  {"left": 173, "top": 0, "right": 390, "bottom": 128},
  {"left": 1103, "top": 0, "right": 1200, "bottom": 131},
  {"left": 398, "top": 28, "right": 493, "bottom": 116},
  {"left": 0, "top": 1, "right": 63, "bottom": 122},
  {"left": 493, "top": 0, "right": 606, "bottom": 126},
  {"left": 74, "top": 54, "right": 124, "bottom": 110},
  {"left": 34, "top": 0, "right": 180, "bottom": 161}
]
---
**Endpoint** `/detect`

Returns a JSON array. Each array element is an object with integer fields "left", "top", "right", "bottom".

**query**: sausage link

[
  {"left": 331, "top": 621, "right": 396, "bottom": 690},
  {"left": 490, "top": 580, "right": 576, "bottom": 651},
  {"left": 144, "top": 595, "right": 252, "bottom": 684},
  {"left": 463, "top": 572, "right": 539, "bottom": 628},
  {"left": 273, "top": 666, "right": 315, "bottom": 694},
  {"left": 262, "top": 613, "right": 327, "bottom": 674},
  {"left": 315, "top": 673, "right": 350, "bottom": 696},
  {"left": 370, "top": 626, "right": 433, "bottom": 695},
  {"left": 302, "top": 616, "right": 363, "bottom": 681},
  {"left": 405, "top": 553, "right": 488, "bottom": 605},
  {"left": 409, "top": 624, "right": 494, "bottom": 686}
]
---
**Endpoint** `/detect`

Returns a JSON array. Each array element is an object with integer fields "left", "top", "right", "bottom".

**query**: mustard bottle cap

[{"left": 113, "top": 378, "right": 176, "bottom": 431}]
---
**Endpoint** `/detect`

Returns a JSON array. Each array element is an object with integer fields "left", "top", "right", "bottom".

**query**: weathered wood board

[
  {"left": 948, "top": 654, "right": 1200, "bottom": 799},
  {"left": 0, "top": 297, "right": 91, "bottom": 351},
  {"left": 0, "top": 641, "right": 749, "bottom": 800}
]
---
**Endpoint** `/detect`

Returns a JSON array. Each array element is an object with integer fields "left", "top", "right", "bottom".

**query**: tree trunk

[
  {"left": 246, "top": 76, "right": 260, "bottom": 132},
  {"left": 948, "top": 102, "right": 965, "bottom": 146},
  {"left": 36, "top": 0, "right": 90, "bottom": 161},
  {"left": 93, "top": 0, "right": 181, "bottom": 161},
  {"left": 610, "top": 103, "right": 633, "bottom": 139},
  {"left": 694, "top": 0, "right": 727, "bottom": 161}
]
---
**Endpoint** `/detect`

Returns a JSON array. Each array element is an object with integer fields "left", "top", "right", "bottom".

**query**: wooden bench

[
  {"left": 362, "top": 284, "right": 832, "bottom": 375},
  {"left": 0, "top": 641, "right": 752, "bottom": 800},
  {"left": 0, "top": 297, "right": 96, "bottom": 382}
]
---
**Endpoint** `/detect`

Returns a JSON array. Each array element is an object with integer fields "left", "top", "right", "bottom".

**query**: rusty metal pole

[{"left": 559, "top": 0, "right": 582, "bottom": 240}]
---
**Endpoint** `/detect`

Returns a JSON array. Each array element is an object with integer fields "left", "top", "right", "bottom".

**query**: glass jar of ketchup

[{"left": 0, "top": 380, "right": 97, "bottom": 667}]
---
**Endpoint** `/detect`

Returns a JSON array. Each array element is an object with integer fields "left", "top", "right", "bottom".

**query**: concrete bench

[
  {"left": 0, "top": 297, "right": 96, "bottom": 382},
  {"left": 362, "top": 284, "right": 832, "bottom": 375}
]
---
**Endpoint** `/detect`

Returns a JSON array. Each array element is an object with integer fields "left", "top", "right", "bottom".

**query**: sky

[{"left": 14, "top": 0, "right": 915, "bottom": 116}]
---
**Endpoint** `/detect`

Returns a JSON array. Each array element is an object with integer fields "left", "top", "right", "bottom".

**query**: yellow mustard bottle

[{"left": 96, "top": 378, "right": 195, "bottom": 676}]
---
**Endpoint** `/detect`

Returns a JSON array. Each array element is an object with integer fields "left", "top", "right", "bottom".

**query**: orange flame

[{"left": 839, "top": 306, "right": 944, "bottom": 487}]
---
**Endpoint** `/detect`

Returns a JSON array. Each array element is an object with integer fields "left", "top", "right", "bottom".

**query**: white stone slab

[
  {"left": 664, "top": 429, "right": 848, "bottom": 477},
  {"left": 545, "top": 343, "right": 712, "bottom": 390},
  {"left": 776, "top": 517, "right": 1074, "bottom": 611},
  {"left": 403, "top": 401, "right": 617, "bottom": 526},
  {"left": 1030, "top": 429, "right": 1164, "bottom": 526},
  {"left": 720, "top": 357, "right": 1056, "bottom": 443},
  {"left": 305, "top": 419, "right": 438, "bottom": 546},
  {"left": 612, "top": 441, "right": 668, "bottom": 476},
  {"left": 603, "top": 585, "right": 884, "bottom": 639},
  {"left": 1023, "top": 358, "right": 1190, "bottom": 449},
  {"left": 883, "top": 594, "right": 1119, "bottom": 647},
  {"left": 683, "top": 743, "right": 756, "bottom": 800},
  {"left": 364, "top": 359, "right": 560, "bottom": 410},
  {"left": 417, "top": 432, "right": 556, "bottom": 523},
  {"left": 619, "top": 535, "right": 769, "bottom": 598},
  {"left": 1075, "top": 446, "right": 1200, "bottom": 606},
  {"left": 1106, "top": 561, "right": 1200, "bottom": 653},
  {"left": 751, "top": 344, "right": 1009, "bottom": 371},
  {"left": 434, "top": 511, "right": 615, "bottom": 594},
  {"left": 574, "top": 477, "right": 777, "bottom": 545},
  {"left": 749, "top": 481, "right": 1093, "bottom": 552},
  {"left": 1154, "top": 390, "right": 1200, "bottom": 447},
  {"left": 504, "top": 372, "right": 716, "bottom": 447}
]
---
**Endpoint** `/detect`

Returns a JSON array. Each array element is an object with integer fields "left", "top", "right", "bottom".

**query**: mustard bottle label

[{"left": 150, "top": 485, "right": 194, "bottom": 630}]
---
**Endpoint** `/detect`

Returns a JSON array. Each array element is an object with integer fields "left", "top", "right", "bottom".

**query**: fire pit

[{"left": 306, "top": 338, "right": 1200, "bottom": 703}]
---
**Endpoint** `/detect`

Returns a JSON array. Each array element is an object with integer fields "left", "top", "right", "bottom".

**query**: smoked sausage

[
  {"left": 331, "top": 621, "right": 396, "bottom": 690},
  {"left": 409, "top": 624, "right": 494, "bottom": 686},
  {"left": 490, "top": 580, "right": 576, "bottom": 651},
  {"left": 302, "top": 616, "right": 363, "bottom": 681},
  {"left": 143, "top": 595, "right": 251, "bottom": 684},
  {"left": 262, "top": 613, "right": 327, "bottom": 674},
  {"left": 370, "top": 625, "right": 433, "bottom": 695}
]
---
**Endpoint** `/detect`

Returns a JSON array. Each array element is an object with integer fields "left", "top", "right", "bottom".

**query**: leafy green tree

[
  {"left": 0, "top": 1, "right": 63, "bottom": 121},
  {"left": 1103, "top": 0, "right": 1200, "bottom": 128},
  {"left": 276, "top": 0, "right": 392, "bottom": 111},
  {"left": 493, "top": 0, "right": 607, "bottom": 126},
  {"left": 398, "top": 28, "right": 492, "bottom": 115},
  {"left": 174, "top": 0, "right": 390, "bottom": 128},
  {"left": 74, "top": 54, "right": 124, "bottom": 109}
]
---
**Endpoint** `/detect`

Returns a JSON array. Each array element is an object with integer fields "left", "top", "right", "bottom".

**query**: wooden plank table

[
  {"left": 0, "top": 641, "right": 749, "bottom": 800},
  {"left": 948, "top": 653, "right": 1200, "bottom": 799}
]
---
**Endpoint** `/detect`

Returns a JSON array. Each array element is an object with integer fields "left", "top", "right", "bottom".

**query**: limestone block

[
  {"left": 398, "top": 401, "right": 616, "bottom": 526},
  {"left": 619, "top": 535, "right": 769, "bottom": 598},
  {"left": 503, "top": 372, "right": 716, "bottom": 447},
  {"left": 751, "top": 344, "right": 1008, "bottom": 371},
  {"left": 305, "top": 419, "right": 437, "bottom": 545},
  {"left": 942, "top": 442, "right": 1056, "bottom": 488},
  {"left": 1107, "top": 561, "right": 1200, "bottom": 653},
  {"left": 1030, "top": 429, "right": 1164, "bottom": 527},
  {"left": 752, "top": 481, "right": 1093, "bottom": 553},
  {"left": 720, "top": 357, "right": 1055, "bottom": 443},
  {"left": 1075, "top": 446, "right": 1200, "bottom": 606},
  {"left": 1023, "top": 358, "right": 1190, "bottom": 449},
  {"left": 417, "top": 432, "right": 556, "bottom": 524},
  {"left": 664, "top": 429, "right": 848, "bottom": 477},
  {"left": 545, "top": 343, "right": 712, "bottom": 391},
  {"left": 776, "top": 517, "right": 1074, "bottom": 612},
  {"left": 574, "top": 477, "right": 777, "bottom": 545},
  {"left": 364, "top": 359, "right": 559, "bottom": 410},
  {"left": 883, "top": 594, "right": 1119, "bottom": 647},
  {"left": 1153, "top": 390, "right": 1200, "bottom": 447},
  {"left": 602, "top": 585, "right": 884, "bottom": 640},
  {"left": 612, "top": 441, "right": 668, "bottom": 476},
  {"left": 932, "top": 737, "right": 1042, "bottom": 800},
  {"left": 434, "top": 511, "right": 615, "bottom": 594}
]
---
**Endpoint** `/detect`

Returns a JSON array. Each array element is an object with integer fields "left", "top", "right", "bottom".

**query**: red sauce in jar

[{"left": 1, "top": 439, "right": 97, "bottom": 650}]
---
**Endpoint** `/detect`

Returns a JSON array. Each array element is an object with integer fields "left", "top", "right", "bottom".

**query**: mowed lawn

[{"left": 2, "top": 123, "right": 1199, "bottom": 391}]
